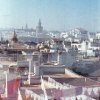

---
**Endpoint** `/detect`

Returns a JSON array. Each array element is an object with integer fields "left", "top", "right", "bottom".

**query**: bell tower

[{"left": 36, "top": 19, "right": 43, "bottom": 33}]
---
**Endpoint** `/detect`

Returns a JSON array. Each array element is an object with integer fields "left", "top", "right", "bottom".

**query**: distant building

[
  {"left": 36, "top": 19, "right": 43, "bottom": 34},
  {"left": 9, "top": 30, "right": 18, "bottom": 48},
  {"left": 88, "top": 32, "right": 96, "bottom": 42},
  {"left": 25, "top": 24, "right": 28, "bottom": 30},
  {"left": 0, "top": 33, "right": 3, "bottom": 42},
  {"left": 11, "top": 30, "right": 18, "bottom": 43},
  {"left": 96, "top": 32, "right": 100, "bottom": 39},
  {"left": 51, "top": 37, "right": 65, "bottom": 51},
  {"left": 61, "top": 28, "right": 89, "bottom": 41}
]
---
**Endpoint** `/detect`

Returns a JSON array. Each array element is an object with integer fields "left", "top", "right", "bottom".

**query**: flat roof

[{"left": 0, "top": 61, "right": 17, "bottom": 66}]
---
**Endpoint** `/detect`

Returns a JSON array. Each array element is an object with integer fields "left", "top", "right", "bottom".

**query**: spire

[
  {"left": 14, "top": 30, "right": 16, "bottom": 37},
  {"left": 25, "top": 24, "right": 28, "bottom": 29},
  {"left": 36, "top": 19, "right": 43, "bottom": 34},
  {"left": 38, "top": 19, "right": 41, "bottom": 27},
  {"left": 11, "top": 30, "right": 18, "bottom": 42}
]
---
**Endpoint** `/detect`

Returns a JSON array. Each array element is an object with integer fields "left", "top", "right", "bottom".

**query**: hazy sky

[{"left": 0, "top": 0, "right": 100, "bottom": 32}]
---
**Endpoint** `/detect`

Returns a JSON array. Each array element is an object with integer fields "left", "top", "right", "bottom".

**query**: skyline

[{"left": 0, "top": 0, "right": 100, "bottom": 32}]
